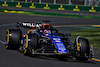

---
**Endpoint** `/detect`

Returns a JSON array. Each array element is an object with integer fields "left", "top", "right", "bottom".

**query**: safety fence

[
  {"left": 0, "top": 1, "right": 100, "bottom": 12},
  {"left": 1, "top": 0, "right": 100, "bottom": 6}
]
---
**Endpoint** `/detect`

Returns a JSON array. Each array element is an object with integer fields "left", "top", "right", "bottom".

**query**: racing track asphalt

[{"left": 0, "top": 13, "right": 100, "bottom": 67}]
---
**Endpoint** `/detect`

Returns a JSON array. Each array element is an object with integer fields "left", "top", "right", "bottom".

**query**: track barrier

[{"left": 0, "top": 1, "right": 100, "bottom": 13}]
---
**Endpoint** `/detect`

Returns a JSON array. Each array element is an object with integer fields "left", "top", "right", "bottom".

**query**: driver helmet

[
  {"left": 41, "top": 23, "right": 51, "bottom": 36},
  {"left": 41, "top": 23, "right": 50, "bottom": 29}
]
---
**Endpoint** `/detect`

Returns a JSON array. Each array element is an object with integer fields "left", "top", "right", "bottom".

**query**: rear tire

[
  {"left": 6, "top": 29, "right": 22, "bottom": 49},
  {"left": 76, "top": 38, "right": 90, "bottom": 61}
]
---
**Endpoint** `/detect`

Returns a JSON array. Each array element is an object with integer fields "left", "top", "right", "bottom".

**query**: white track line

[
  {"left": 0, "top": 23, "right": 16, "bottom": 44},
  {"left": 0, "top": 23, "right": 15, "bottom": 27},
  {"left": 0, "top": 40, "right": 5, "bottom": 44}
]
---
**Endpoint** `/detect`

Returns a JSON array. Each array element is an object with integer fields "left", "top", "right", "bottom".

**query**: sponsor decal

[
  {"left": 53, "top": 38, "right": 60, "bottom": 40},
  {"left": 22, "top": 23, "right": 41, "bottom": 28},
  {"left": 56, "top": 40, "right": 61, "bottom": 42},
  {"left": 53, "top": 38, "right": 61, "bottom": 42},
  {"left": 56, "top": 43, "right": 66, "bottom": 52}
]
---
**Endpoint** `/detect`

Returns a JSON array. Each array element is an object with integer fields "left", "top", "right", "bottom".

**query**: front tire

[
  {"left": 24, "top": 34, "right": 39, "bottom": 55},
  {"left": 75, "top": 38, "right": 90, "bottom": 61}
]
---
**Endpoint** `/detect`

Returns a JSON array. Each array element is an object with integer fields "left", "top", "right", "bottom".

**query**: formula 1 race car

[{"left": 5, "top": 21, "right": 94, "bottom": 61}]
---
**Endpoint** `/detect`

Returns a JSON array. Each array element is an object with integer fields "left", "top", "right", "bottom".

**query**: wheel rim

[
  {"left": 24, "top": 35, "right": 29, "bottom": 54},
  {"left": 6, "top": 30, "right": 10, "bottom": 48},
  {"left": 7, "top": 30, "right": 10, "bottom": 44}
]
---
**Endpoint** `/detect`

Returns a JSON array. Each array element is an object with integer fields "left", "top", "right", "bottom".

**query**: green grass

[
  {"left": 71, "top": 28, "right": 100, "bottom": 48},
  {"left": 1, "top": 8, "right": 100, "bottom": 19}
]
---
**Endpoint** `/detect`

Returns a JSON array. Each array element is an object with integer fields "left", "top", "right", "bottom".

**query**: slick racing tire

[
  {"left": 76, "top": 38, "right": 90, "bottom": 61},
  {"left": 24, "top": 34, "right": 39, "bottom": 55},
  {"left": 6, "top": 29, "right": 22, "bottom": 49}
]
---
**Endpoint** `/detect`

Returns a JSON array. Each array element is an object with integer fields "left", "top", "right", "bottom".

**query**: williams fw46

[{"left": 5, "top": 21, "right": 94, "bottom": 61}]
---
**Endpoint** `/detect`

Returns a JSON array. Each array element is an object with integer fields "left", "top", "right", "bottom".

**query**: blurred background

[{"left": 1, "top": 0, "right": 100, "bottom": 6}]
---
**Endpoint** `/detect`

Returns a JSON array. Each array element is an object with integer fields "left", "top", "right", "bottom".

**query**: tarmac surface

[{"left": 0, "top": 13, "right": 100, "bottom": 67}]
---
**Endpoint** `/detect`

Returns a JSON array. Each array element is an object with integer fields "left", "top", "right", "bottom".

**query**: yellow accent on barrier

[
  {"left": 92, "top": 7, "right": 94, "bottom": 10},
  {"left": 9, "top": 11, "right": 16, "bottom": 13},
  {"left": 16, "top": 2, "right": 22, "bottom": 8},
  {"left": 17, "top": 11, "right": 25, "bottom": 13},
  {"left": 89, "top": 7, "right": 96, "bottom": 12},
  {"left": 4, "top": 10, "right": 16, "bottom": 13},
  {"left": 4, "top": 10, "right": 27, "bottom": 14},
  {"left": 2, "top": 1, "right": 8, "bottom": 7},
  {"left": 58, "top": 5, "right": 65, "bottom": 10},
  {"left": 73, "top": 6, "right": 80, "bottom": 11},
  {"left": 78, "top": 43, "right": 80, "bottom": 51},
  {"left": 44, "top": 4, "right": 50, "bottom": 9},
  {"left": 30, "top": 3, "right": 36, "bottom": 8},
  {"left": 4, "top": 10, "right": 8, "bottom": 12}
]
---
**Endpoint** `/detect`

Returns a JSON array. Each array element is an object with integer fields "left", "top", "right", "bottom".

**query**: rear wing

[{"left": 16, "top": 22, "right": 42, "bottom": 29}]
